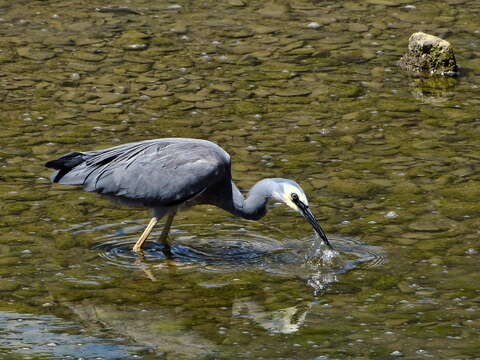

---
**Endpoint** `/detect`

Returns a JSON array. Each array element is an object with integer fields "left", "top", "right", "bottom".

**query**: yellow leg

[{"left": 133, "top": 217, "right": 158, "bottom": 253}]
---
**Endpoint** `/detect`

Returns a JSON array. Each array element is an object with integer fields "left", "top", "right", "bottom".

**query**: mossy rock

[
  {"left": 429, "top": 323, "right": 462, "bottom": 337},
  {"left": 376, "top": 98, "right": 419, "bottom": 112},
  {"left": 144, "top": 97, "right": 178, "bottom": 110},
  {"left": 390, "top": 182, "right": 422, "bottom": 198},
  {"left": 2, "top": 202, "right": 30, "bottom": 214},
  {"left": 437, "top": 200, "right": 480, "bottom": 220},
  {"left": 328, "top": 179, "right": 384, "bottom": 199},
  {"left": 232, "top": 101, "right": 265, "bottom": 114},
  {"left": 332, "top": 83, "right": 363, "bottom": 98},
  {"left": 398, "top": 32, "right": 458, "bottom": 76},
  {"left": 373, "top": 274, "right": 401, "bottom": 290},
  {"left": 0, "top": 279, "right": 20, "bottom": 292},
  {"left": 438, "top": 181, "right": 480, "bottom": 201}
]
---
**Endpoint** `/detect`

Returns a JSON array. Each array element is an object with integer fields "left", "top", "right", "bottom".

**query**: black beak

[{"left": 294, "top": 199, "right": 333, "bottom": 249}]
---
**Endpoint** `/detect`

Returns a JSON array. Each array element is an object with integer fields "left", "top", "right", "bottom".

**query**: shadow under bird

[{"left": 45, "top": 138, "right": 332, "bottom": 254}]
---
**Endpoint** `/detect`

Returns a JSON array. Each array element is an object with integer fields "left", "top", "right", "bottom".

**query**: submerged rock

[
  {"left": 258, "top": 1, "right": 290, "bottom": 19},
  {"left": 95, "top": 6, "right": 140, "bottom": 15},
  {"left": 17, "top": 47, "right": 55, "bottom": 61},
  {"left": 114, "top": 30, "right": 150, "bottom": 51},
  {"left": 398, "top": 32, "right": 458, "bottom": 77}
]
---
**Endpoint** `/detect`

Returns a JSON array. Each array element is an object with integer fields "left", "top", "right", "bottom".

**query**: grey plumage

[
  {"left": 46, "top": 138, "right": 332, "bottom": 253},
  {"left": 47, "top": 139, "right": 228, "bottom": 206}
]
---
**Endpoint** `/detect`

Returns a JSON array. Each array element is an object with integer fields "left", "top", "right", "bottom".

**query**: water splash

[
  {"left": 303, "top": 234, "right": 385, "bottom": 294},
  {"left": 304, "top": 237, "right": 342, "bottom": 294}
]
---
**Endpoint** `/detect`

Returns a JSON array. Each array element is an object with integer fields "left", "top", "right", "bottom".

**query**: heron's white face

[
  {"left": 269, "top": 178, "right": 332, "bottom": 249},
  {"left": 273, "top": 182, "right": 309, "bottom": 212}
]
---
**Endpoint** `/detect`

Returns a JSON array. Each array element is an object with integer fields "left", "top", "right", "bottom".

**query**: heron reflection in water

[{"left": 46, "top": 138, "right": 332, "bottom": 255}]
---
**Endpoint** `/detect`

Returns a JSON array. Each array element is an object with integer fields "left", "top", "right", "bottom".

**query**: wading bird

[{"left": 45, "top": 138, "right": 332, "bottom": 254}]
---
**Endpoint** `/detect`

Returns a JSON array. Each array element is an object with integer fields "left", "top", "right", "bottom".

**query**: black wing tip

[
  {"left": 45, "top": 159, "right": 59, "bottom": 169},
  {"left": 45, "top": 152, "right": 85, "bottom": 169},
  {"left": 45, "top": 152, "right": 86, "bottom": 183}
]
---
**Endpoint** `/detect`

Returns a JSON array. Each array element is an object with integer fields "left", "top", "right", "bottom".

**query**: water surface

[{"left": 1, "top": 0, "right": 479, "bottom": 359}]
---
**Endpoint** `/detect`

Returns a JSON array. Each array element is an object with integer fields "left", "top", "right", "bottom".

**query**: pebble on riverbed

[{"left": 398, "top": 32, "right": 458, "bottom": 77}]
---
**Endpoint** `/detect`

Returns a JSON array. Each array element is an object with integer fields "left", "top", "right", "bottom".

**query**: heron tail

[{"left": 45, "top": 152, "right": 87, "bottom": 183}]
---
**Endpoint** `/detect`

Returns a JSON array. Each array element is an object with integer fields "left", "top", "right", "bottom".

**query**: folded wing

[{"left": 46, "top": 139, "right": 230, "bottom": 207}]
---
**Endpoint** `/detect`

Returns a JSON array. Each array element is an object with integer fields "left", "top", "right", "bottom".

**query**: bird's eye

[{"left": 291, "top": 193, "right": 299, "bottom": 202}]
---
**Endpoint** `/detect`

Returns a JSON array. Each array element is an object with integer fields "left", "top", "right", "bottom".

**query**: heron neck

[{"left": 229, "top": 180, "right": 270, "bottom": 220}]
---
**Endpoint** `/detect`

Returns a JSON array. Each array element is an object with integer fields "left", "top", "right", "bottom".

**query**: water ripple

[
  {"left": 93, "top": 226, "right": 285, "bottom": 269},
  {"left": 90, "top": 221, "right": 385, "bottom": 293}
]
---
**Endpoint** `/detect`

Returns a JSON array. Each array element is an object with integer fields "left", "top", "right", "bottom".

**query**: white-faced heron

[{"left": 45, "top": 138, "right": 332, "bottom": 254}]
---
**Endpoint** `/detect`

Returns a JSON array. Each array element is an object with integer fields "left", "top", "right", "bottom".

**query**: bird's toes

[{"left": 132, "top": 245, "right": 145, "bottom": 255}]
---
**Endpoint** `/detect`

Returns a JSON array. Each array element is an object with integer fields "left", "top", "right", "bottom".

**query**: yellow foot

[{"left": 132, "top": 244, "right": 144, "bottom": 254}]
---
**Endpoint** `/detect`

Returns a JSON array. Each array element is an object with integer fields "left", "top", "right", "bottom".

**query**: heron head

[{"left": 272, "top": 179, "right": 332, "bottom": 249}]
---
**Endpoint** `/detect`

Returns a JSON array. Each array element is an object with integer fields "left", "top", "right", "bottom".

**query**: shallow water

[{"left": 1, "top": 0, "right": 480, "bottom": 359}]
